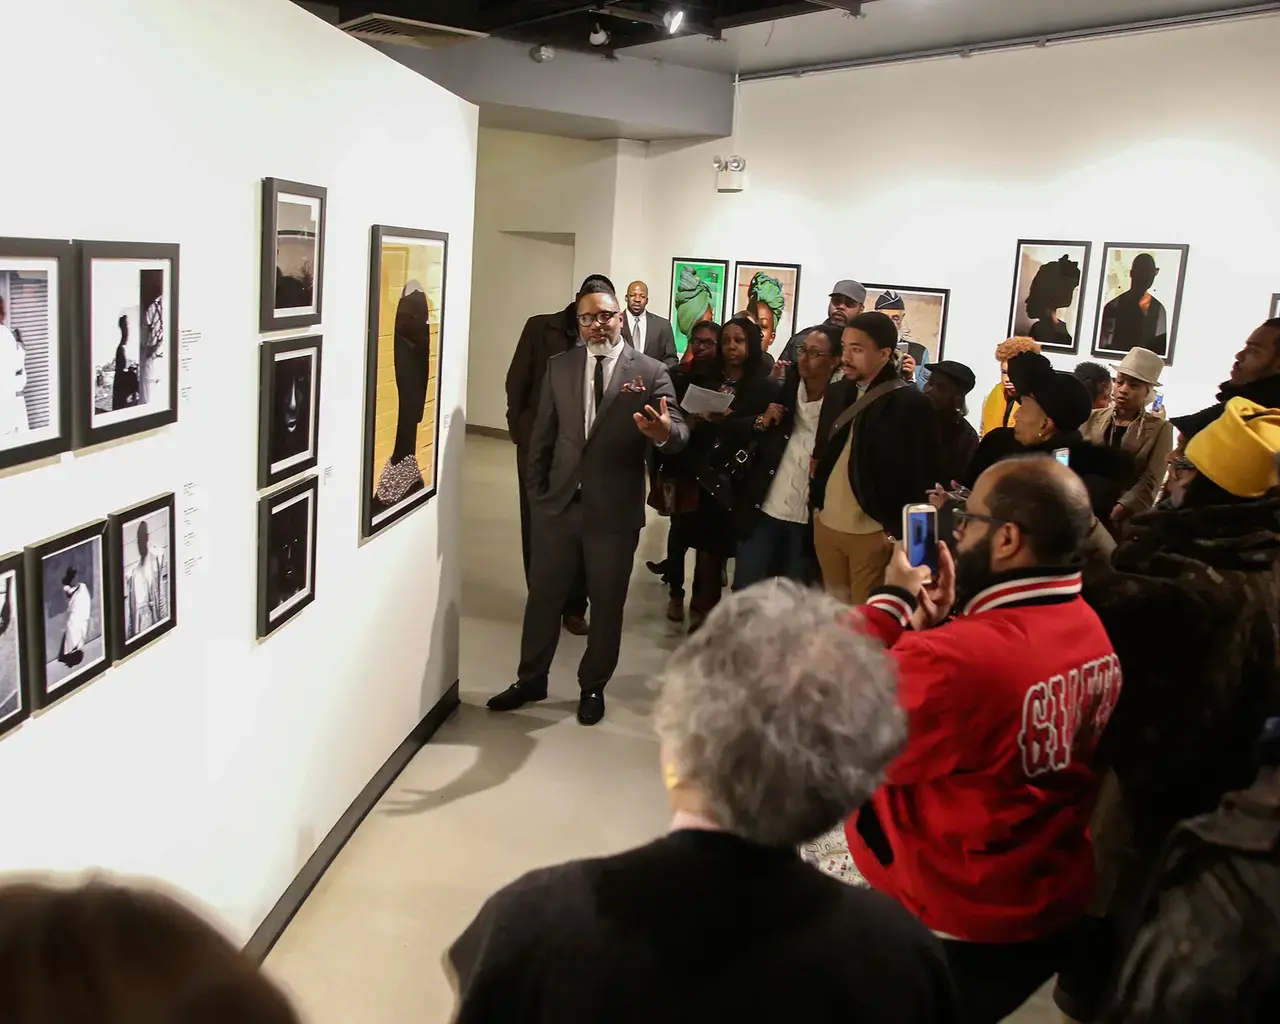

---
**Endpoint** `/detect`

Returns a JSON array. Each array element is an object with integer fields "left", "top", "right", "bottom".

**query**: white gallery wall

[
  {"left": 0, "top": 0, "right": 475, "bottom": 942},
  {"left": 635, "top": 14, "right": 1280, "bottom": 415}
]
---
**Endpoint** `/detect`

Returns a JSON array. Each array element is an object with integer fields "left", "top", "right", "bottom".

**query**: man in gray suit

[
  {"left": 488, "top": 281, "right": 688, "bottom": 725},
  {"left": 621, "top": 280, "right": 679, "bottom": 367}
]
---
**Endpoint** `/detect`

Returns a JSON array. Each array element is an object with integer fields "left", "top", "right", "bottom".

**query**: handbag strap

[{"left": 828, "top": 377, "right": 908, "bottom": 440}]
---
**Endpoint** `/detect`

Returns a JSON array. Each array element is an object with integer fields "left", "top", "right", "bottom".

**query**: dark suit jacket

[
  {"left": 505, "top": 304, "right": 578, "bottom": 453},
  {"left": 527, "top": 344, "right": 688, "bottom": 533},
  {"left": 621, "top": 311, "right": 678, "bottom": 368}
]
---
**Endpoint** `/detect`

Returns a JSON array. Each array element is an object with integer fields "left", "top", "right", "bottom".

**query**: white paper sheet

[{"left": 680, "top": 384, "right": 735, "bottom": 416}]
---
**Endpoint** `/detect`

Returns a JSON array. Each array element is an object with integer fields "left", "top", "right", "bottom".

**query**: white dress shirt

[
  {"left": 584, "top": 338, "right": 625, "bottom": 435},
  {"left": 762, "top": 379, "right": 824, "bottom": 524},
  {"left": 629, "top": 312, "right": 645, "bottom": 353}
]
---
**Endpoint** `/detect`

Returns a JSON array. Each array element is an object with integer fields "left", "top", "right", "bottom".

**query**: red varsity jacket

[{"left": 846, "top": 568, "right": 1122, "bottom": 944}]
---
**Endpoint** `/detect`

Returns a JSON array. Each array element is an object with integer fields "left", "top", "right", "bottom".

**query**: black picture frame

[
  {"left": 74, "top": 240, "right": 180, "bottom": 448},
  {"left": 258, "top": 334, "right": 322, "bottom": 488},
  {"left": 1005, "top": 239, "right": 1093, "bottom": 355},
  {"left": 0, "top": 550, "right": 32, "bottom": 739},
  {"left": 257, "top": 474, "right": 319, "bottom": 639},
  {"left": 862, "top": 283, "right": 952, "bottom": 366},
  {"left": 24, "top": 519, "right": 111, "bottom": 709},
  {"left": 1091, "top": 242, "right": 1190, "bottom": 366},
  {"left": 259, "top": 178, "right": 326, "bottom": 333},
  {"left": 0, "top": 237, "right": 75, "bottom": 473},
  {"left": 108, "top": 492, "right": 177, "bottom": 661},
  {"left": 732, "top": 260, "right": 803, "bottom": 347},
  {"left": 668, "top": 257, "right": 730, "bottom": 356},
  {"left": 360, "top": 225, "right": 448, "bottom": 540}
]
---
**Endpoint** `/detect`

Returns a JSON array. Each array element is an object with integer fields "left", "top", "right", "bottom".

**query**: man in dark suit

[
  {"left": 621, "top": 280, "right": 679, "bottom": 367},
  {"left": 488, "top": 281, "right": 689, "bottom": 725},
  {"left": 505, "top": 278, "right": 614, "bottom": 634}
]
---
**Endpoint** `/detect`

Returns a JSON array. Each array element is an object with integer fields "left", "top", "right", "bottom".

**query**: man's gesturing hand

[{"left": 634, "top": 396, "right": 673, "bottom": 444}]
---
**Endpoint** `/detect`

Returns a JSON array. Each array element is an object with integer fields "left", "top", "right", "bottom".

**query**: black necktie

[{"left": 594, "top": 355, "right": 605, "bottom": 410}]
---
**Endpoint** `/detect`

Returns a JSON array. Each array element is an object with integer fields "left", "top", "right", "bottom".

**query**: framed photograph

[
  {"left": 733, "top": 261, "right": 801, "bottom": 352},
  {"left": 260, "top": 178, "right": 326, "bottom": 333},
  {"left": 1270, "top": 293, "right": 1279, "bottom": 319},
  {"left": 1006, "top": 240, "right": 1092, "bottom": 354},
  {"left": 108, "top": 493, "right": 176, "bottom": 660},
  {"left": 0, "top": 551, "right": 32, "bottom": 739},
  {"left": 259, "top": 335, "right": 322, "bottom": 488},
  {"left": 864, "top": 284, "right": 951, "bottom": 371},
  {"left": 670, "top": 258, "right": 729, "bottom": 357},
  {"left": 76, "top": 241, "right": 179, "bottom": 448},
  {"left": 0, "top": 238, "right": 75, "bottom": 473},
  {"left": 361, "top": 225, "right": 447, "bottom": 540},
  {"left": 257, "top": 475, "right": 318, "bottom": 638},
  {"left": 24, "top": 520, "right": 110, "bottom": 708},
  {"left": 1092, "top": 243, "right": 1190, "bottom": 364}
]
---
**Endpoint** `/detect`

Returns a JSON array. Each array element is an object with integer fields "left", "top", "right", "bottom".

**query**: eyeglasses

[
  {"left": 953, "top": 508, "right": 1019, "bottom": 531},
  {"left": 577, "top": 311, "right": 623, "bottom": 327},
  {"left": 797, "top": 346, "right": 834, "bottom": 359},
  {"left": 1169, "top": 455, "right": 1195, "bottom": 473}
]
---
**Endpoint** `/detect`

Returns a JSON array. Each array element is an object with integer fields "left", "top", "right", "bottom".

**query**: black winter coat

[
  {"left": 811, "top": 363, "right": 941, "bottom": 538},
  {"left": 730, "top": 372, "right": 811, "bottom": 539}
]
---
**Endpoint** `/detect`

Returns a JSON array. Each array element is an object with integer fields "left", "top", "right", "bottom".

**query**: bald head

[
  {"left": 976, "top": 455, "right": 1093, "bottom": 565},
  {"left": 625, "top": 281, "right": 649, "bottom": 317}
]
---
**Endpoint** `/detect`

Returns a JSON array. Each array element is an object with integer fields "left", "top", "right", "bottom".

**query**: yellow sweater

[{"left": 981, "top": 383, "right": 1018, "bottom": 437}]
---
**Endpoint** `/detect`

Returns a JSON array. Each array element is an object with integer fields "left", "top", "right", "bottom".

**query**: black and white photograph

[
  {"left": 0, "top": 238, "right": 74, "bottom": 472},
  {"left": 257, "top": 475, "right": 318, "bottom": 639},
  {"left": 259, "top": 335, "right": 322, "bottom": 488},
  {"left": 77, "top": 241, "right": 179, "bottom": 447},
  {"left": 25, "top": 521, "right": 110, "bottom": 707},
  {"left": 1006, "top": 239, "right": 1092, "bottom": 354},
  {"left": 0, "top": 551, "right": 31, "bottom": 739},
  {"left": 1092, "top": 242, "right": 1190, "bottom": 364},
  {"left": 260, "top": 178, "right": 326, "bottom": 332},
  {"left": 109, "top": 493, "right": 176, "bottom": 660}
]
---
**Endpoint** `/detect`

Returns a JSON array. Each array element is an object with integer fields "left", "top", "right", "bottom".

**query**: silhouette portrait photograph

[
  {"left": 0, "top": 238, "right": 74, "bottom": 472},
  {"left": 1006, "top": 240, "right": 1091, "bottom": 354},
  {"left": 77, "top": 241, "right": 179, "bottom": 447},
  {"left": 1092, "top": 242, "right": 1189, "bottom": 363},
  {"left": 259, "top": 178, "right": 326, "bottom": 332},
  {"left": 0, "top": 551, "right": 31, "bottom": 738},
  {"left": 257, "top": 475, "right": 318, "bottom": 638},
  {"left": 259, "top": 335, "right": 322, "bottom": 488},
  {"left": 109, "top": 493, "right": 176, "bottom": 659},
  {"left": 26, "top": 520, "right": 110, "bottom": 707},
  {"left": 361, "top": 225, "right": 447, "bottom": 539}
]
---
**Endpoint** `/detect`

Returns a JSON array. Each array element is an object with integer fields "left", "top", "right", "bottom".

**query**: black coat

[
  {"left": 732, "top": 371, "right": 808, "bottom": 539},
  {"left": 811, "top": 363, "right": 941, "bottom": 538},
  {"left": 505, "top": 304, "right": 578, "bottom": 453},
  {"left": 448, "top": 829, "right": 961, "bottom": 1024},
  {"left": 1171, "top": 372, "right": 1280, "bottom": 441}
]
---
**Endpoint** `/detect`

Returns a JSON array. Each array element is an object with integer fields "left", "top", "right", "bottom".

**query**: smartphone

[
  {"left": 1152, "top": 393, "right": 1165, "bottom": 412},
  {"left": 896, "top": 340, "right": 909, "bottom": 355},
  {"left": 903, "top": 504, "right": 939, "bottom": 576},
  {"left": 1053, "top": 447, "right": 1071, "bottom": 467}
]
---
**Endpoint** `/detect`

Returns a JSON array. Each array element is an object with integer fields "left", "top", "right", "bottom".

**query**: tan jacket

[{"left": 1082, "top": 407, "right": 1175, "bottom": 514}]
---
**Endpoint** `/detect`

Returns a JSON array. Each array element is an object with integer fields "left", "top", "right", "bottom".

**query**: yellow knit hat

[{"left": 1186, "top": 397, "right": 1280, "bottom": 498}]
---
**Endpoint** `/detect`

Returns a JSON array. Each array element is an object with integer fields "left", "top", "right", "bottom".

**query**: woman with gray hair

[{"left": 448, "top": 581, "right": 960, "bottom": 1023}]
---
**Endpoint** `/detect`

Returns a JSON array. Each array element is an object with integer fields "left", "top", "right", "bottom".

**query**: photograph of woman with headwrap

[
  {"left": 669, "top": 258, "right": 728, "bottom": 358},
  {"left": 1007, "top": 240, "right": 1091, "bottom": 355},
  {"left": 734, "top": 262, "right": 801, "bottom": 356},
  {"left": 361, "top": 226, "right": 449, "bottom": 539}
]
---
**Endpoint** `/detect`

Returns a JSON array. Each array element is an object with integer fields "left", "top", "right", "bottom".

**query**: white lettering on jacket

[{"left": 1017, "top": 654, "right": 1122, "bottom": 778}]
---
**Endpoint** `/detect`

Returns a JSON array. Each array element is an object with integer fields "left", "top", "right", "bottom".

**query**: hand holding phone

[{"left": 902, "top": 504, "right": 939, "bottom": 577}]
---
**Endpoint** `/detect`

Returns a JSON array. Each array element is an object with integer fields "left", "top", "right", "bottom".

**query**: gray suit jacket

[
  {"left": 526, "top": 344, "right": 688, "bottom": 532},
  {"left": 622, "top": 311, "right": 679, "bottom": 368}
]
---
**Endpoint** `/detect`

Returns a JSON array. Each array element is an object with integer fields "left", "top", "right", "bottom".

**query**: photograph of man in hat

[{"left": 1081, "top": 347, "right": 1175, "bottom": 528}]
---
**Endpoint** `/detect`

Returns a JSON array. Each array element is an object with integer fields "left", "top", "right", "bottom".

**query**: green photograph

[{"left": 669, "top": 258, "right": 728, "bottom": 355}]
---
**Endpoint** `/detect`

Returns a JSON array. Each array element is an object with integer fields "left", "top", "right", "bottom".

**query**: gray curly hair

[{"left": 654, "top": 579, "right": 906, "bottom": 847}]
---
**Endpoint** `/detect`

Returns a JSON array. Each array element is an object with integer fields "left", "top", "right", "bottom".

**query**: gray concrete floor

[{"left": 265, "top": 434, "right": 1058, "bottom": 1023}]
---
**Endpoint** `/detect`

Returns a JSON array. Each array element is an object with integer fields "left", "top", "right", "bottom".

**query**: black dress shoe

[
  {"left": 562, "top": 614, "right": 589, "bottom": 636},
  {"left": 577, "top": 691, "right": 605, "bottom": 726},
  {"left": 487, "top": 679, "right": 548, "bottom": 712}
]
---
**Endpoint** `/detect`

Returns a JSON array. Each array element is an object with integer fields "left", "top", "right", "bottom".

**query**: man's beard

[
  {"left": 586, "top": 336, "right": 616, "bottom": 356},
  {"left": 953, "top": 532, "right": 996, "bottom": 611}
]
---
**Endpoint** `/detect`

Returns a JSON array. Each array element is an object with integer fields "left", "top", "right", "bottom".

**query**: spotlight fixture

[
  {"left": 588, "top": 22, "right": 610, "bottom": 46},
  {"left": 663, "top": 7, "right": 685, "bottom": 34}
]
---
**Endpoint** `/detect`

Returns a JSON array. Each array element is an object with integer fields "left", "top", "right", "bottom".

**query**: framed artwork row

[
  {"left": 0, "top": 236, "right": 179, "bottom": 474},
  {"left": 0, "top": 492, "right": 177, "bottom": 740}
]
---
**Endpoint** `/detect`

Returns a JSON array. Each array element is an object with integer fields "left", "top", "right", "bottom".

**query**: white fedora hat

[{"left": 1115, "top": 347, "right": 1164, "bottom": 387}]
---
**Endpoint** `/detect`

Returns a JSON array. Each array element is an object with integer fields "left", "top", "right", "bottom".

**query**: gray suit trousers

[{"left": 517, "top": 498, "right": 639, "bottom": 692}]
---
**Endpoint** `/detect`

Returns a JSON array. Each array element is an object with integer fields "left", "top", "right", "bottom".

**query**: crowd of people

[{"left": 478, "top": 272, "right": 1280, "bottom": 1022}]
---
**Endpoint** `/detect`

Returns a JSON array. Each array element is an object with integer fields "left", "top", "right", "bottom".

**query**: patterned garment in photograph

[{"left": 799, "top": 824, "right": 868, "bottom": 887}]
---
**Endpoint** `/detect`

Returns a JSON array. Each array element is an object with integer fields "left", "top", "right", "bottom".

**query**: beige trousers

[{"left": 813, "top": 516, "right": 894, "bottom": 606}]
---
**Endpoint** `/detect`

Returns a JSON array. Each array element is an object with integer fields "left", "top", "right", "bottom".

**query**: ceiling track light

[
  {"left": 588, "top": 22, "right": 610, "bottom": 46},
  {"left": 663, "top": 7, "right": 685, "bottom": 35}
]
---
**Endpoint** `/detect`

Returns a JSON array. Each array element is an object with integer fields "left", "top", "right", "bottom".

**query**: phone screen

[
  {"left": 1152, "top": 394, "right": 1164, "bottom": 412},
  {"left": 897, "top": 340, "right": 909, "bottom": 355},
  {"left": 905, "top": 506, "right": 939, "bottom": 575},
  {"left": 1054, "top": 447, "right": 1071, "bottom": 467}
]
